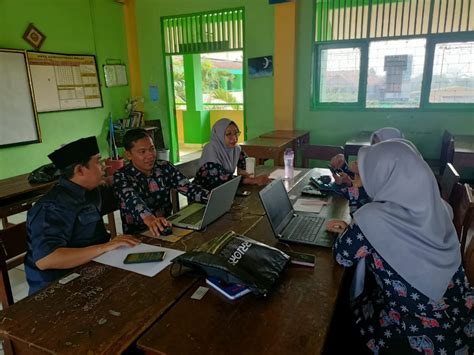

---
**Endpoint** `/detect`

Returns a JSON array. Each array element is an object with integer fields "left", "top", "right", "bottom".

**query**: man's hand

[
  {"left": 143, "top": 215, "right": 171, "bottom": 237},
  {"left": 104, "top": 235, "right": 141, "bottom": 252}
]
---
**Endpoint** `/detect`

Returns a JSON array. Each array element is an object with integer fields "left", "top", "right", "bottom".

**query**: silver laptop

[
  {"left": 259, "top": 179, "right": 333, "bottom": 247},
  {"left": 167, "top": 176, "right": 241, "bottom": 230}
]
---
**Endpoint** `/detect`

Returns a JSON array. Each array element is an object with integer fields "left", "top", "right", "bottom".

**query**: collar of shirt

[
  {"left": 126, "top": 161, "right": 164, "bottom": 179},
  {"left": 59, "top": 177, "right": 89, "bottom": 201}
]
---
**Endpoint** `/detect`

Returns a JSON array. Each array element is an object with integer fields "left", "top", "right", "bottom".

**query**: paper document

[
  {"left": 141, "top": 227, "right": 192, "bottom": 243},
  {"left": 269, "top": 169, "right": 302, "bottom": 180},
  {"left": 93, "top": 243, "right": 184, "bottom": 277},
  {"left": 293, "top": 198, "right": 326, "bottom": 213}
]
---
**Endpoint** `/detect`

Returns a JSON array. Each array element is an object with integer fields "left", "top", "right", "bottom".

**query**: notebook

[
  {"left": 259, "top": 179, "right": 334, "bottom": 247},
  {"left": 167, "top": 176, "right": 241, "bottom": 230}
]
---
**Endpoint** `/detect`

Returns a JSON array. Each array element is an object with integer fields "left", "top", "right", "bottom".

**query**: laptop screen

[{"left": 259, "top": 179, "right": 294, "bottom": 236}]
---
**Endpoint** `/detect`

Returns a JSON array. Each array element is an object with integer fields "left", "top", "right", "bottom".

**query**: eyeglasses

[{"left": 225, "top": 131, "right": 241, "bottom": 138}]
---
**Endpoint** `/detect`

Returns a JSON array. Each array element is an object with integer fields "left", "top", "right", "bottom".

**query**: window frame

[{"left": 312, "top": 34, "right": 474, "bottom": 112}]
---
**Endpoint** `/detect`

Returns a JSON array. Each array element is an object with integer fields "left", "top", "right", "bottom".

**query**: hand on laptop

[
  {"left": 143, "top": 215, "right": 172, "bottom": 237},
  {"left": 326, "top": 220, "right": 348, "bottom": 234},
  {"left": 244, "top": 175, "right": 272, "bottom": 186}
]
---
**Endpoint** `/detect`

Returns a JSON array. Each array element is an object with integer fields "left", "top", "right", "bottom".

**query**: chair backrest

[
  {"left": 299, "top": 145, "right": 344, "bottom": 168},
  {"left": 439, "top": 130, "right": 454, "bottom": 175},
  {"left": 101, "top": 186, "right": 118, "bottom": 237},
  {"left": 464, "top": 231, "right": 474, "bottom": 285},
  {"left": 440, "top": 163, "right": 460, "bottom": 202},
  {"left": 0, "top": 222, "right": 28, "bottom": 308},
  {"left": 451, "top": 183, "right": 474, "bottom": 260},
  {"left": 171, "top": 156, "right": 202, "bottom": 212}
]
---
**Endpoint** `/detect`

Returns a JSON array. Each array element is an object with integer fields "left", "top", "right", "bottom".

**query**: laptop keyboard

[
  {"left": 285, "top": 215, "right": 325, "bottom": 243},
  {"left": 180, "top": 209, "right": 205, "bottom": 225}
]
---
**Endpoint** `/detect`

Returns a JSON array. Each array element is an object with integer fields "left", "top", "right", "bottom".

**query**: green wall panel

[
  {"left": 0, "top": 0, "right": 130, "bottom": 179},
  {"left": 135, "top": 0, "right": 275, "bottom": 150}
]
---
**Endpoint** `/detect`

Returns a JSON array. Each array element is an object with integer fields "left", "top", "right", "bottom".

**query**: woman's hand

[
  {"left": 326, "top": 220, "right": 348, "bottom": 234},
  {"left": 143, "top": 215, "right": 171, "bottom": 237},
  {"left": 243, "top": 175, "right": 272, "bottom": 186},
  {"left": 330, "top": 154, "right": 346, "bottom": 169}
]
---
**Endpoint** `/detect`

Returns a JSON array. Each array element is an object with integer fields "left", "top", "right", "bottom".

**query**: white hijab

[
  {"left": 353, "top": 140, "right": 460, "bottom": 301},
  {"left": 370, "top": 127, "right": 404, "bottom": 144},
  {"left": 200, "top": 118, "right": 241, "bottom": 174}
]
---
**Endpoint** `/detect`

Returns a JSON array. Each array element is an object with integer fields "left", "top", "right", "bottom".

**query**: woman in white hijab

[
  {"left": 328, "top": 140, "right": 472, "bottom": 355},
  {"left": 369, "top": 127, "right": 404, "bottom": 144},
  {"left": 194, "top": 118, "right": 271, "bottom": 190}
]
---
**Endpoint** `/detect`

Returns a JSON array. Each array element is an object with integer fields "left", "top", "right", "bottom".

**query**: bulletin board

[
  {"left": 0, "top": 49, "right": 41, "bottom": 147},
  {"left": 27, "top": 52, "right": 103, "bottom": 112}
]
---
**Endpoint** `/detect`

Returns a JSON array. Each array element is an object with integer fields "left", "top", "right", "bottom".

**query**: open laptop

[
  {"left": 259, "top": 179, "right": 334, "bottom": 247},
  {"left": 167, "top": 176, "right": 241, "bottom": 230}
]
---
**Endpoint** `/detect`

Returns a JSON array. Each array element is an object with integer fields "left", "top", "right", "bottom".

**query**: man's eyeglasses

[{"left": 225, "top": 131, "right": 241, "bottom": 138}]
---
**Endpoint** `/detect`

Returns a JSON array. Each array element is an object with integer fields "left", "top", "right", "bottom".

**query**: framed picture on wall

[
  {"left": 23, "top": 23, "right": 46, "bottom": 50},
  {"left": 248, "top": 56, "right": 273, "bottom": 79}
]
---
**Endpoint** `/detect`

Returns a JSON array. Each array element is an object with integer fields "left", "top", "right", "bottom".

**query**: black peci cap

[{"left": 48, "top": 136, "right": 99, "bottom": 169}]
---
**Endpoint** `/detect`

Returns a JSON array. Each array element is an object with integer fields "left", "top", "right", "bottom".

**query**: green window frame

[{"left": 311, "top": 0, "right": 474, "bottom": 111}]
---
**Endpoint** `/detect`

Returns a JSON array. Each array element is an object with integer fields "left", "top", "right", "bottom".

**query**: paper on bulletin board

[
  {"left": 104, "top": 64, "right": 128, "bottom": 87},
  {"left": 93, "top": 243, "right": 184, "bottom": 277}
]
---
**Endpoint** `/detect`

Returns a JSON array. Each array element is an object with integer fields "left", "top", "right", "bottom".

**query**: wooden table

[
  {"left": 259, "top": 130, "right": 310, "bottom": 150},
  {"left": 0, "top": 173, "right": 55, "bottom": 228},
  {"left": 452, "top": 134, "right": 474, "bottom": 169},
  {"left": 137, "top": 169, "right": 350, "bottom": 355},
  {"left": 240, "top": 137, "right": 293, "bottom": 165},
  {"left": 0, "top": 167, "right": 307, "bottom": 354},
  {"left": 344, "top": 131, "right": 371, "bottom": 161}
]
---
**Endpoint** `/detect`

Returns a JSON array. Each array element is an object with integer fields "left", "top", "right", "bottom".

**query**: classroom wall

[
  {"left": 134, "top": 0, "right": 276, "bottom": 150},
  {"left": 0, "top": 0, "right": 130, "bottom": 179},
  {"left": 295, "top": 0, "right": 474, "bottom": 160}
]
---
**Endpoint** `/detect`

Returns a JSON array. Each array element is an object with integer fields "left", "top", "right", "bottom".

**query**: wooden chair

[
  {"left": 101, "top": 186, "right": 118, "bottom": 237},
  {"left": 427, "top": 130, "right": 454, "bottom": 177},
  {"left": 451, "top": 183, "right": 474, "bottom": 261},
  {"left": 299, "top": 144, "right": 344, "bottom": 168},
  {"left": 171, "top": 156, "right": 202, "bottom": 213},
  {"left": 440, "top": 163, "right": 460, "bottom": 202},
  {"left": 0, "top": 222, "right": 28, "bottom": 309}
]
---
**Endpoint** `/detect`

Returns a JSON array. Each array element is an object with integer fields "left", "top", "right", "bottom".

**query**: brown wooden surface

[
  {"left": 0, "top": 174, "right": 55, "bottom": 220},
  {"left": 0, "top": 200, "right": 263, "bottom": 354},
  {"left": 344, "top": 131, "right": 371, "bottom": 160},
  {"left": 137, "top": 168, "right": 349, "bottom": 355},
  {"left": 241, "top": 137, "right": 293, "bottom": 165}
]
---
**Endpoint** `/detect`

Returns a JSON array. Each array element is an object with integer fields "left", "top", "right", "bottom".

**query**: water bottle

[{"left": 284, "top": 148, "right": 294, "bottom": 179}]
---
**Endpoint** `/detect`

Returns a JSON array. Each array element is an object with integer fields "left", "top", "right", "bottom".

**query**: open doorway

[{"left": 171, "top": 51, "right": 244, "bottom": 160}]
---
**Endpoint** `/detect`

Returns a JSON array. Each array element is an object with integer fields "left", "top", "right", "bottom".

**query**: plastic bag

[
  {"left": 171, "top": 231, "right": 290, "bottom": 296},
  {"left": 28, "top": 163, "right": 60, "bottom": 184}
]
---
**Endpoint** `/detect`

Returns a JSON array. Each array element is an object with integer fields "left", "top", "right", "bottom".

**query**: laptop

[
  {"left": 167, "top": 176, "right": 241, "bottom": 230},
  {"left": 259, "top": 179, "right": 334, "bottom": 247}
]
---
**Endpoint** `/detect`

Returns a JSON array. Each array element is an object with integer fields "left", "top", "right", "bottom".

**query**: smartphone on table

[{"left": 123, "top": 251, "right": 166, "bottom": 264}]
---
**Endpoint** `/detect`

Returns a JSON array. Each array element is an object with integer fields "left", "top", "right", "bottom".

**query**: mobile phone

[
  {"left": 327, "top": 165, "right": 341, "bottom": 176},
  {"left": 285, "top": 251, "right": 316, "bottom": 267},
  {"left": 236, "top": 190, "right": 251, "bottom": 197},
  {"left": 123, "top": 251, "right": 166, "bottom": 264}
]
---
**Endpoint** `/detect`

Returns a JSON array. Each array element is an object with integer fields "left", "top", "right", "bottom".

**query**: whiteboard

[
  {"left": 0, "top": 49, "right": 40, "bottom": 147},
  {"left": 27, "top": 52, "right": 103, "bottom": 112}
]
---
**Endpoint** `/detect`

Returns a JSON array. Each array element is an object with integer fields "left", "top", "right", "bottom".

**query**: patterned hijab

[
  {"left": 370, "top": 127, "right": 404, "bottom": 144},
  {"left": 353, "top": 140, "right": 460, "bottom": 301},
  {"left": 200, "top": 118, "right": 242, "bottom": 174}
]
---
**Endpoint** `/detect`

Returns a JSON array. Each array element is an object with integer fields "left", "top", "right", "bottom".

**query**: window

[
  {"left": 312, "top": 0, "right": 474, "bottom": 110},
  {"left": 319, "top": 47, "right": 360, "bottom": 103},
  {"left": 366, "top": 39, "right": 426, "bottom": 108},
  {"left": 430, "top": 41, "right": 474, "bottom": 103}
]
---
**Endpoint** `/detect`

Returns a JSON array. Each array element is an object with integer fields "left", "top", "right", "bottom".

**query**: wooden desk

[
  {"left": 259, "top": 130, "right": 310, "bottom": 151},
  {"left": 0, "top": 174, "right": 55, "bottom": 228},
  {"left": 137, "top": 169, "right": 349, "bottom": 355},
  {"left": 452, "top": 134, "right": 474, "bottom": 169},
  {"left": 344, "top": 131, "right": 371, "bottom": 161},
  {"left": 0, "top": 167, "right": 290, "bottom": 354},
  {"left": 240, "top": 137, "right": 293, "bottom": 165}
]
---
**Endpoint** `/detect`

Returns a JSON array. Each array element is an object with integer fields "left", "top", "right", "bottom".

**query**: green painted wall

[
  {"left": 134, "top": 0, "right": 275, "bottom": 150},
  {"left": 0, "top": 0, "right": 130, "bottom": 179},
  {"left": 295, "top": 0, "right": 474, "bottom": 161}
]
